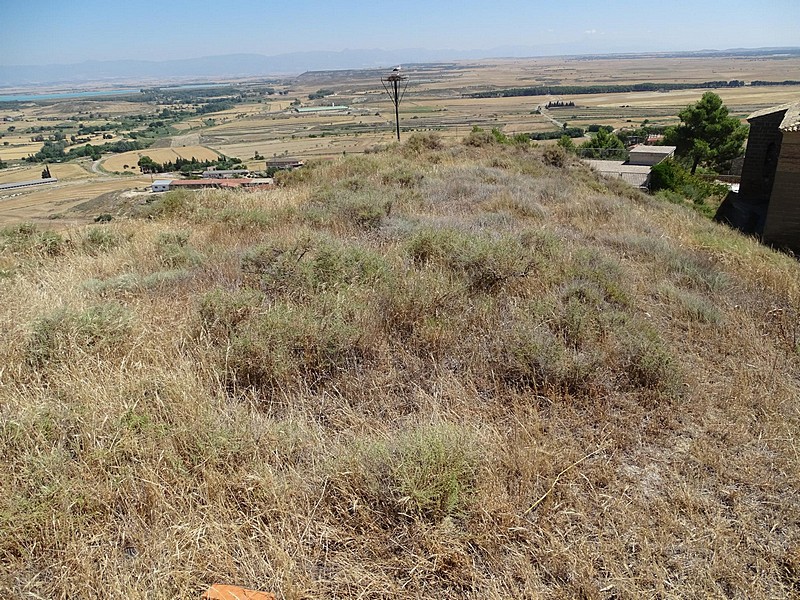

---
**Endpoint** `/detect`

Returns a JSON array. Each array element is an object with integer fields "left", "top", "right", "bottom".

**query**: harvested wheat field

[
  {"left": 1, "top": 134, "right": 798, "bottom": 599},
  {"left": 101, "top": 145, "right": 220, "bottom": 173},
  {"left": 0, "top": 162, "right": 93, "bottom": 185}
]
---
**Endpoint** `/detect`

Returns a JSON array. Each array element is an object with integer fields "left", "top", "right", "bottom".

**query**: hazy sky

[{"left": 2, "top": 0, "right": 798, "bottom": 65}]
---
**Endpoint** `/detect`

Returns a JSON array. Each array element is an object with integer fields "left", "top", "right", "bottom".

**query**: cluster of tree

[
  {"left": 750, "top": 80, "right": 800, "bottom": 86},
  {"left": 31, "top": 131, "right": 67, "bottom": 143},
  {"left": 529, "top": 127, "right": 585, "bottom": 140},
  {"left": 24, "top": 125, "right": 52, "bottom": 133},
  {"left": 614, "top": 125, "right": 667, "bottom": 146},
  {"left": 545, "top": 101, "right": 575, "bottom": 108},
  {"left": 471, "top": 80, "right": 748, "bottom": 98},
  {"left": 559, "top": 129, "right": 627, "bottom": 159},
  {"left": 26, "top": 139, "right": 147, "bottom": 163},
  {"left": 156, "top": 107, "right": 192, "bottom": 119},
  {"left": 463, "top": 126, "right": 530, "bottom": 147},
  {"left": 308, "top": 89, "right": 335, "bottom": 100},
  {"left": 136, "top": 154, "right": 243, "bottom": 175},
  {"left": 195, "top": 99, "right": 238, "bottom": 115},
  {"left": 25, "top": 140, "right": 67, "bottom": 162},
  {"left": 587, "top": 124, "right": 614, "bottom": 133},
  {"left": 138, "top": 87, "right": 241, "bottom": 103},
  {"left": 77, "top": 123, "right": 115, "bottom": 135}
]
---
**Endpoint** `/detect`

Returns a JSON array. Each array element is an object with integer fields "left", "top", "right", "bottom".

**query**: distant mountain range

[{"left": 2, "top": 47, "right": 799, "bottom": 88}]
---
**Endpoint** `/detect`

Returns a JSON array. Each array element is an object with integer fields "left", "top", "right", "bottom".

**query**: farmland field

[
  {"left": 0, "top": 177, "right": 151, "bottom": 226},
  {"left": 101, "top": 145, "right": 220, "bottom": 173},
  {"left": 0, "top": 162, "right": 92, "bottom": 184},
  {"left": 1, "top": 53, "right": 799, "bottom": 225}
]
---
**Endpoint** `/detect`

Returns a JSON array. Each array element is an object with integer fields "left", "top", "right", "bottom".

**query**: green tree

[
  {"left": 664, "top": 92, "right": 748, "bottom": 174},
  {"left": 137, "top": 155, "right": 160, "bottom": 174},
  {"left": 557, "top": 135, "right": 576, "bottom": 153},
  {"left": 578, "top": 128, "right": 625, "bottom": 159}
]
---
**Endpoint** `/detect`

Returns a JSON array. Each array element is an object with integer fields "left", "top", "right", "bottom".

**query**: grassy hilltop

[{"left": 1, "top": 136, "right": 799, "bottom": 598}]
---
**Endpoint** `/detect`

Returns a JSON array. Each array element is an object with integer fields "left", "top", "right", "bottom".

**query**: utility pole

[{"left": 382, "top": 68, "right": 408, "bottom": 141}]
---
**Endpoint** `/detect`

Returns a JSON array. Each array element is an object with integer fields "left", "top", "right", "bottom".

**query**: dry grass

[{"left": 1, "top": 136, "right": 799, "bottom": 599}]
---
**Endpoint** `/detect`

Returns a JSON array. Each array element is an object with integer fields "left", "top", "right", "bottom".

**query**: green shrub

[
  {"left": 27, "top": 303, "right": 132, "bottom": 367},
  {"left": 618, "top": 323, "right": 682, "bottom": 397},
  {"left": 542, "top": 145, "right": 568, "bottom": 167},
  {"left": 381, "top": 166, "right": 424, "bottom": 188},
  {"left": 404, "top": 132, "right": 443, "bottom": 154},
  {"left": 464, "top": 126, "right": 495, "bottom": 147},
  {"left": 334, "top": 423, "right": 480, "bottom": 523},
  {"left": 227, "top": 302, "right": 361, "bottom": 391},
  {"left": 651, "top": 159, "right": 729, "bottom": 214},
  {"left": 306, "top": 239, "right": 388, "bottom": 288},
  {"left": 407, "top": 227, "right": 533, "bottom": 293},
  {"left": 658, "top": 282, "right": 723, "bottom": 325},
  {"left": 197, "top": 287, "right": 264, "bottom": 340},
  {"left": 141, "top": 189, "right": 190, "bottom": 219},
  {"left": 219, "top": 207, "right": 294, "bottom": 229},
  {"left": 0, "top": 223, "right": 65, "bottom": 256},
  {"left": 304, "top": 187, "right": 391, "bottom": 231},
  {"left": 34, "top": 231, "right": 65, "bottom": 256},
  {"left": 83, "top": 228, "right": 120, "bottom": 254},
  {"left": 83, "top": 270, "right": 193, "bottom": 296},
  {"left": 155, "top": 230, "right": 202, "bottom": 267}
]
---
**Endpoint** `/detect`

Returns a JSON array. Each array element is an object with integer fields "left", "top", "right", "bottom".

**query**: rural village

[{"left": 1, "top": 10, "right": 800, "bottom": 599}]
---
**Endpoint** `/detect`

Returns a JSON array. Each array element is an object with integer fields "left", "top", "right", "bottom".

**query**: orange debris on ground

[{"left": 201, "top": 584, "right": 277, "bottom": 600}]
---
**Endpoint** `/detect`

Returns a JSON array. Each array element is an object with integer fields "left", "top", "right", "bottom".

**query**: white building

[
  {"left": 151, "top": 179, "right": 172, "bottom": 192},
  {"left": 627, "top": 145, "right": 676, "bottom": 166}
]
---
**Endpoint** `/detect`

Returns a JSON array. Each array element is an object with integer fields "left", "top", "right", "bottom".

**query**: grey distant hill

[
  {"left": 2, "top": 47, "right": 799, "bottom": 88},
  {"left": 2, "top": 50, "right": 480, "bottom": 87}
]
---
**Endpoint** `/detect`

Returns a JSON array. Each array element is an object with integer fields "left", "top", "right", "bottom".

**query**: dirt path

[{"left": 539, "top": 107, "right": 564, "bottom": 129}]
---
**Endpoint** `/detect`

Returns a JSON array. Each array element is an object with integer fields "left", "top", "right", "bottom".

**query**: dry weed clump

[{"left": 1, "top": 141, "right": 799, "bottom": 599}]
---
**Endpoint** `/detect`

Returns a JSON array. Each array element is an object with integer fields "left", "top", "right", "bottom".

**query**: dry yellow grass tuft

[{"left": 1, "top": 136, "right": 798, "bottom": 598}]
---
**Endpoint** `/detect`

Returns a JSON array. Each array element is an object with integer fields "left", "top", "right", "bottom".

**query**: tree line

[
  {"left": 137, "top": 155, "right": 243, "bottom": 175},
  {"left": 471, "top": 80, "right": 747, "bottom": 98},
  {"left": 26, "top": 140, "right": 148, "bottom": 163}
]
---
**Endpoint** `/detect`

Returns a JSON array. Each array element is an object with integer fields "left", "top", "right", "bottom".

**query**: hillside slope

[{"left": 1, "top": 138, "right": 799, "bottom": 598}]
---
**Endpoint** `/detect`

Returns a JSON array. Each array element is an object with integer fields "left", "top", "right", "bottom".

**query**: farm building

[
  {"left": 627, "top": 144, "right": 675, "bottom": 166},
  {"left": 151, "top": 179, "right": 171, "bottom": 192},
  {"left": 583, "top": 144, "right": 676, "bottom": 190},
  {"left": 156, "top": 178, "right": 273, "bottom": 191},
  {"left": 295, "top": 105, "right": 349, "bottom": 113},
  {"left": 266, "top": 158, "right": 304, "bottom": 171},
  {"left": 0, "top": 178, "right": 57, "bottom": 192},
  {"left": 584, "top": 161, "right": 653, "bottom": 189},
  {"left": 715, "top": 102, "right": 800, "bottom": 252},
  {"left": 202, "top": 169, "right": 251, "bottom": 179}
]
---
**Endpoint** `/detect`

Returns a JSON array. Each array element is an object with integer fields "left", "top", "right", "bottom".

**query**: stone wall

[
  {"left": 738, "top": 111, "right": 785, "bottom": 205},
  {"left": 762, "top": 131, "right": 800, "bottom": 252}
]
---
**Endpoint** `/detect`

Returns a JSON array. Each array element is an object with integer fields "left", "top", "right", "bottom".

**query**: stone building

[{"left": 716, "top": 102, "right": 800, "bottom": 251}]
